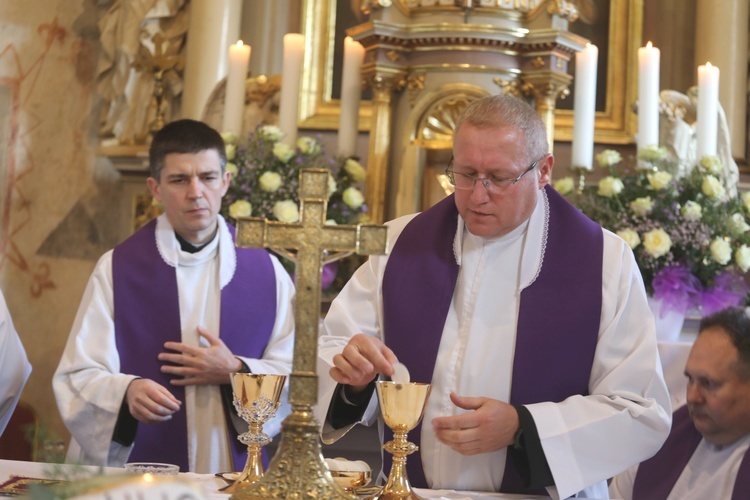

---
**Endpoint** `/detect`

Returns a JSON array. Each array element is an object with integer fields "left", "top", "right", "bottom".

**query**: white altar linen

[{"left": 0, "top": 459, "right": 609, "bottom": 499}]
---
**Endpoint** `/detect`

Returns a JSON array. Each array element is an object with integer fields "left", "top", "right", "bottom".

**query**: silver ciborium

[
  {"left": 369, "top": 381, "right": 432, "bottom": 500},
  {"left": 223, "top": 373, "right": 286, "bottom": 494}
]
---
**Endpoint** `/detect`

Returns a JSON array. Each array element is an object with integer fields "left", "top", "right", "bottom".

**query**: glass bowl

[{"left": 124, "top": 462, "right": 180, "bottom": 475}]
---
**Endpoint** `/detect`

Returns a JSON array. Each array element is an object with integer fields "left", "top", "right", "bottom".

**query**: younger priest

[
  {"left": 316, "top": 94, "right": 671, "bottom": 499},
  {"left": 53, "top": 119, "right": 295, "bottom": 473},
  {"left": 610, "top": 306, "right": 750, "bottom": 499}
]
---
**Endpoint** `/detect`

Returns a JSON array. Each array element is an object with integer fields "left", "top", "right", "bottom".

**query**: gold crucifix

[{"left": 233, "top": 168, "right": 389, "bottom": 499}]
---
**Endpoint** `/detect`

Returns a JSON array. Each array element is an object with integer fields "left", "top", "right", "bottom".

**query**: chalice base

[
  {"left": 366, "top": 458, "right": 423, "bottom": 500},
  {"left": 220, "top": 446, "right": 264, "bottom": 494}
]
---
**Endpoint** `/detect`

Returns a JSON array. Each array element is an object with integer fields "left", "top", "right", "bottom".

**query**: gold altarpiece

[{"left": 298, "top": 0, "right": 642, "bottom": 223}]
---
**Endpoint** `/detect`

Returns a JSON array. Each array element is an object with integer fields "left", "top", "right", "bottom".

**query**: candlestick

[
  {"left": 278, "top": 33, "right": 305, "bottom": 145},
  {"left": 338, "top": 36, "right": 365, "bottom": 157},
  {"left": 637, "top": 41, "right": 660, "bottom": 151},
  {"left": 223, "top": 40, "right": 251, "bottom": 137},
  {"left": 571, "top": 43, "right": 598, "bottom": 171},
  {"left": 696, "top": 62, "right": 720, "bottom": 158}
]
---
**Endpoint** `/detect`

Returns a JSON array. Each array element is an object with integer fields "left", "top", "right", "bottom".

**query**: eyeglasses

[{"left": 445, "top": 156, "right": 543, "bottom": 194}]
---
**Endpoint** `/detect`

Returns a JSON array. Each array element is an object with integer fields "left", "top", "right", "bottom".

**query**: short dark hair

[
  {"left": 699, "top": 306, "right": 750, "bottom": 379},
  {"left": 148, "top": 119, "right": 227, "bottom": 180}
]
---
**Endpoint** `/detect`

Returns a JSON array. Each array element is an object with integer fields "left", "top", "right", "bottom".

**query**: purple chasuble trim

[
  {"left": 633, "top": 405, "right": 750, "bottom": 500},
  {"left": 381, "top": 187, "right": 602, "bottom": 494},
  {"left": 113, "top": 219, "right": 277, "bottom": 471}
]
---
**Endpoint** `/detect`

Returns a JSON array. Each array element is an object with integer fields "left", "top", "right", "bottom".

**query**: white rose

[
  {"left": 629, "top": 197, "right": 654, "bottom": 217},
  {"left": 552, "top": 177, "right": 575, "bottom": 196},
  {"left": 728, "top": 213, "right": 750, "bottom": 236},
  {"left": 596, "top": 149, "right": 622, "bottom": 168},
  {"left": 273, "top": 142, "right": 295, "bottom": 163},
  {"left": 638, "top": 145, "right": 668, "bottom": 162},
  {"left": 642, "top": 228, "right": 672, "bottom": 258},
  {"left": 702, "top": 175, "right": 725, "bottom": 199},
  {"left": 735, "top": 245, "right": 750, "bottom": 272},
  {"left": 742, "top": 191, "right": 750, "bottom": 212},
  {"left": 225, "top": 143, "right": 236, "bottom": 161},
  {"left": 680, "top": 201, "right": 702, "bottom": 221},
  {"left": 344, "top": 158, "right": 367, "bottom": 182},
  {"left": 328, "top": 174, "right": 337, "bottom": 195},
  {"left": 259, "top": 125, "right": 283, "bottom": 141},
  {"left": 647, "top": 171, "right": 672, "bottom": 190},
  {"left": 710, "top": 237, "right": 732, "bottom": 265},
  {"left": 699, "top": 155, "right": 722, "bottom": 175},
  {"left": 597, "top": 176, "right": 624, "bottom": 198},
  {"left": 616, "top": 228, "right": 641, "bottom": 249},
  {"left": 226, "top": 162, "right": 238, "bottom": 177},
  {"left": 297, "top": 136, "right": 320, "bottom": 155},
  {"left": 342, "top": 187, "right": 365, "bottom": 209},
  {"left": 259, "top": 171, "right": 283, "bottom": 192},
  {"left": 273, "top": 200, "right": 299, "bottom": 222},
  {"left": 228, "top": 200, "right": 252, "bottom": 219},
  {"left": 220, "top": 131, "right": 237, "bottom": 144}
]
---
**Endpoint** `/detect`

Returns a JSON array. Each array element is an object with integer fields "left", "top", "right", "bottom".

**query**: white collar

[
  {"left": 154, "top": 213, "right": 237, "bottom": 289},
  {"left": 453, "top": 189, "right": 548, "bottom": 291}
]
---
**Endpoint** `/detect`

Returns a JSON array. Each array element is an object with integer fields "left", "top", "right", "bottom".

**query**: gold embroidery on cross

[{"left": 235, "top": 168, "right": 389, "bottom": 407}]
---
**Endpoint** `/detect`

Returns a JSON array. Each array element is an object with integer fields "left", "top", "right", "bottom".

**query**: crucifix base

[{"left": 231, "top": 403, "right": 355, "bottom": 500}]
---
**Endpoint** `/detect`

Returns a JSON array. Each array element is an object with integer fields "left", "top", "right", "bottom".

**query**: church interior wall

[{"left": 0, "top": 0, "right": 749, "bottom": 460}]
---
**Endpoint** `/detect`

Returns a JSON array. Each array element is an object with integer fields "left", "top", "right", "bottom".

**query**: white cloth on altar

[
  {"left": 316, "top": 190, "right": 671, "bottom": 500},
  {"left": 53, "top": 214, "right": 294, "bottom": 473},
  {"left": 0, "top": 290, "right": 32, "bottom": 436},
  {"left": 609, "top": 433, "right": 750, "bottom": 500}
]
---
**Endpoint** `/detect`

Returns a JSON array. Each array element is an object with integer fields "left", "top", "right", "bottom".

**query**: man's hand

[
  {"left": 432, "top": 392, "right": 519, "bottom": 455},
  {"left": 126, "top": 378, "right": 182, "bottom": 424},
  {"left": 158, "top": 326, "right": 243, "bottom": 386},
  {"left": 330, "top": 334, "right": 398, "bottom": 392}
]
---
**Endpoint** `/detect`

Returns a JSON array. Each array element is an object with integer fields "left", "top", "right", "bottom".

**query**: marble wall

[{"left": 0, "top": 0, "right": 118, "bottom": 452}]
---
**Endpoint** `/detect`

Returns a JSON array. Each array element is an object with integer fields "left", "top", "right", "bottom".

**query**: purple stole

[
  {"left": 112, "top": 218, "right": 277, "bottom": 472},
  {"left": 633, "top": 405, "right": 750, "bottom": 500},
  {"left": 381, "top": 187, "right": 602, "bottom": 494}
]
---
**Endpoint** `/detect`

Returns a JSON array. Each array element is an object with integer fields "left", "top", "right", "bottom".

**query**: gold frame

[
  {"left": 553, "top": 0, "right": 642, "bottom": 144},
  {"left": 299, "top": 0, "right": 642, "bottom": 144},
  {"left": 298, "top": 0, "right": 372, "bottom": 131}
]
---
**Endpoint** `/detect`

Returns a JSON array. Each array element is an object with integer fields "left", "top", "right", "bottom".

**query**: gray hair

[
  {"left": 699, "top": 306, "right": 750, "bottom": 380},
  {"left": 454, "top": 94, "right": 549, "bottom": 163}
]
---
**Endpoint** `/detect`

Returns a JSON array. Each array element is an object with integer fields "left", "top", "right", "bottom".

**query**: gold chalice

[
  {"left": 369, "top": 381, "right": 431, "bottom": 500},
  {"left": 223, "top": 373, "right": 286, "bottom": 494}
]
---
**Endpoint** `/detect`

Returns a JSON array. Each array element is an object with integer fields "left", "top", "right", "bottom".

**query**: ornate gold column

[
  {"left": 363, "top": 69, "right": 406, "bottom": 225},
  {"left": 521, "top": 72, "right": 573, "bottom": 153},
  {"left": 694, "top": 0, "right": 748, "bottom": 159}
]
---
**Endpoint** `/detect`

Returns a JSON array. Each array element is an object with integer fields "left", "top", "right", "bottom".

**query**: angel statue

[
  {"left": 97, "top": 0, "right": 188, "bottom": 146},
  {"left": 659, "top": 87, "right": 739, "bottom": 197}
]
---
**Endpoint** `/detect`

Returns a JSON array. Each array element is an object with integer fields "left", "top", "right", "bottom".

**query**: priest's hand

[
  {"left": 159, "top": 327, "right": 243, "bottom": 386},
  {"left": 329, "top": 334, "right": 398, "bottom": 392},
  {"left": 126, "top": 378, "right": 182, "bottom": 424},
  {"left": 431, "top": 392, "right": 519, "bottom": 455}
]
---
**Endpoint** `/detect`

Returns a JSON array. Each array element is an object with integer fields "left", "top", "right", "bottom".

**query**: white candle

[
  {"left": 571, "top": 43, "right": 598, "bottom": 170},
  {"left": 696, "top": 62, "right": 720, "bottom": 158},
  {"left": 222, "top": 40, "right": 251, "bottom": 137},
  {"left": 278, "top": 33, "right": 305, "bottom": 145},
  {"left": 338, "top": 36, "right": 365, "bottom": 157},
  {"left": 637, "top": 41, "right": 660, "bottom": 151}
]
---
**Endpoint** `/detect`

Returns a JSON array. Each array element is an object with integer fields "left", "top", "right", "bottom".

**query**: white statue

[
  {"left": 659, "top": 87, "right": 739, "bottom": 197},
  {"left": 97, "top": 0, "right": 188, "bottom": 145}
]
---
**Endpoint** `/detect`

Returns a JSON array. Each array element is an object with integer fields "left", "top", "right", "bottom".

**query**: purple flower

[
  {"left": 652, "top": 265, "right": 702, "bottom": 316},
  {"left": 700, "top": 271, "right": 750, "bottom": 315}
]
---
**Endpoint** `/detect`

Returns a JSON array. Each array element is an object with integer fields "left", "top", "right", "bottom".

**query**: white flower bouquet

[
  {"left": 554, "top": 149, "right": 750, "bottom": 316},
  {"left": 221, "top": 125, "right": 369, "bottom": 290}
]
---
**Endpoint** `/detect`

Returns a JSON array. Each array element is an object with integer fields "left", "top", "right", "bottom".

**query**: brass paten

[{"left": 232, "top": 168, "right": 389, "bottom": 499}]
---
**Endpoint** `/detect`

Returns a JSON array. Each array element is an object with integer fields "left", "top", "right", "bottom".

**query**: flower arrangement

[
  {"left": 220, "top": 125, "right": 369, "bottom": 291},
  {"left": 553, "top": 148, "right": 750, "bottom": 316}
]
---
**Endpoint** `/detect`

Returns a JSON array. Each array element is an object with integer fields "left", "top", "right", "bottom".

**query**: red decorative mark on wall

[{"left": 0, "top": 17, "right": 68, "bottom": 296}]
